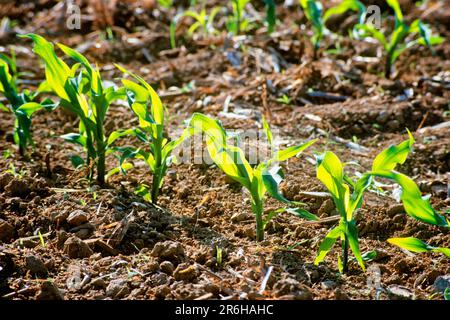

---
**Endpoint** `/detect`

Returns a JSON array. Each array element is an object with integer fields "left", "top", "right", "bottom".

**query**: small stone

[
  {"left": 90, "top": 277, "right": 107, "bottom": 289},
  {"left": 376, "top": 111, "right": 390, "bottom": 124},
  {"left": 387, "top": 120, "right": 400, "bottom": 131},
  {"left": 151, "top": 241, "right": 185, "bottom": 261},
  {"left": 433, "top": 275, "right": 450, "bottom": 294},
  {"left": 231, "top": 212, "right": 250, "bottom": 223},
  {"left": 273, "top": 276, "right": 312, "bottom": 299},
  {"left": 106, "top": 278, "right": 130, "bottom": 299},
  {"left": 63, "top": 236, "right": 93, "bottom": 258},
  {"left": 25, "top": 255, "right": 48, "bottom": 276},
  {"left": 36, "top": 282, "right": 64, "bottom": 300},
  {"left": 154, "top": 284, "right": 171, "bottom": 299},
  {"left": 0, "top": 173, "right": 13, "bottom": 191},
  {"left": 0, "top": 219, "right": 14, "bottom": 241},
  {"left": 67, "top": 210, "right": 89, "bottom": 226},
  {"left": 160, "top": 261, "right": 174, "bottom": 275},
  {"left": 53, "top": 211, "right": 69, "bottom": 225},
  {"left": 387, "top": 285, "right": 414, "bottom": 300},
  {"left": 173, "top": 263, "right": 199, "bottom": 281},
  {"left": 321, "top": 280, "right": 337, "bottom": 290},
  {"left": 4, "top": 179, "right": 29, "bottom": 198},
  {"left": 386, "top": 204, "right": 404, "bottom": 217},
  {"left": 318, "top": 199, "right": 334, "bottom": 216}
]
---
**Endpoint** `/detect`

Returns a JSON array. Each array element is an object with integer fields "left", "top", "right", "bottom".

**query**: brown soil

[{"left": 0, "top": 0, "right": 449, "bottom": 300}]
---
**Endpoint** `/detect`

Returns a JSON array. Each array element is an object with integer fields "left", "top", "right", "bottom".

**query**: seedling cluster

[{"left": 0, "top": 1, "right": 447, "bottom": 276}]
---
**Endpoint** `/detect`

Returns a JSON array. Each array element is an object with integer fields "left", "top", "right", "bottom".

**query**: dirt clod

[
  {"left": 63, "top": 236, "right": 94, "bottom": 259},
  {"left": 0, "top": 219, "right": 14, "bottom": 241},
  {"left": 151, "top": 241, "right": 185, "bottom": 262},
  {"left": 25, "top": 255, "right": 48, "bottom": 276}
]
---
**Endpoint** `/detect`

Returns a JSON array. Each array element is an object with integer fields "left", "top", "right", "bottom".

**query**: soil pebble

[
  {"left": 106, "top": 279, "right": 130, "bottom": 299},
  {"left": 273, "top": 277, "right": 313, "bottom": 300},
  {"left": 63, "top": 236, "right": 94, "bottom": 258},
  {"left": 160, "top": 261, "right": 175, "bottom": 275},
  {"left": 173, "top": 263, "right": 199, "bottom": 281},
  {"left": 151, "top": 241, "right": 185, "bottom": 262},
  {"left": 387, "top": 285, "right": 414, "bottom": 300},
  {"left": 25, "top": 255, "right": 48, "bottom": 276},
  {"left": 67, "top": 210, "right": 89, "bottom": 226},
  {"left": 4, "top": 179, "right": 29, "bottom": 198},
  {"left": 36, "top": 282, "right": 64, "bottom": 300},
  {"left": 0, "top": 219, "right": 14, "bottom": 241}
]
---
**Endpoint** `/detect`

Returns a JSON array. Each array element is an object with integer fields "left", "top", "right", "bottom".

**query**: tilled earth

[{"left": 0, "top": 0, "right": 449, "bottom": 300}]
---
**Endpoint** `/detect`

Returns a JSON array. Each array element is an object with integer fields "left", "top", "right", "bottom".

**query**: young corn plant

[
  {"left": 184, "top": 113, "right": 318, "bottom": 241},
  {"left": 170, "top": 6, "right": 221, "bottom": 48},
  {"left": 22, "top": 34, "right": 126, "bottom": 185},
  {"left": 227, "top": 0, "right": 251, "bottom": 35},
  {"left": 299, "top": 0, "right": 366, "bottom": 59},
  {"left": 314, "top": 130, "right": 416, "bottom": 273},
  {"left": 0, "top": 52, "right": 55, "bottom": 156},
  {"left": 110, "top": 65, "right": 187, "bottom": 205},
  {"left": 355, "top": 0, "right": 443, "bottom": 78}
]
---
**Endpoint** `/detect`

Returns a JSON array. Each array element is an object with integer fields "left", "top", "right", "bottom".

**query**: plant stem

[
  {"left": 96, "top": 119, "right": 106, "bottom": 186},
  {"left": 342, "top": 232, "right": 349, "bottom": 273},
  {"left": 151, "top": 139, "right": 163, "bottom": 205},
  {"left": 385, "top": 54, "right": 392, "bottom": 78},
  {"left": 251, "top": 193, "right": 264, "bottom": 242}
]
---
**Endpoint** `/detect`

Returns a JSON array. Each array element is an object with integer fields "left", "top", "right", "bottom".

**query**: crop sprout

[
  {"left": 0, "top": 51, "right": 56, "bottom": 156},
  {"left": 299, "top": 0, "right": 366, "bottom": 59},
  {"left": 183, "top": 113, "right": 318, "bottom": 241},
  {"left": 355, "top": 0, "right": 442, "bottom": 78},
  {"left": 23, "top": 34, "right": 126, "bottom": 185},
  {"left": 109, "top": 65, "right": 187, "bottom": 205}
]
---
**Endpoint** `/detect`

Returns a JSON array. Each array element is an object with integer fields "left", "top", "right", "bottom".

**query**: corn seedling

[
  {"left": 299, "top": 0, "right": 366, "bottom": 59},
  {"left": 355, "top": 0, "right": 443, "bottom": 78},
  {"left": 23, "top": 34, "right": 126, "bottom": 185},
  {"left": 314, "top": 130, "right": 415, "bottom": 272},
  {"left": 227, "top": 0, "right": 251, "bottom": 35},
  {"left": 111, "top": 65, "right": 187, "bottom": 205},
  {"left": 170, "top": 6, "right": 221, "bottom": 48},
  {"left": 184, "top": 113, "right": 318, "bottom": 241},
  {"left": 0, "top": 51, "right": 56, "bottom": 156},
  {"left": 265, "top": 0, "right": 276, "bottom": 34}
]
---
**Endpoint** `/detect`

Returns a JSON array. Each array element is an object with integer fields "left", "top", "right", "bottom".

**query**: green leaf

[
  {"left": 314, "top": 224, "right": 343, "bottom": 265},
  {"left": 0, "top": 102, "right": 10, "bottom": 112},
  {"left": 261, "top": 116, "right": 273, "bottom": 147},
  {"left": 261, "top": 165, "right": 289, "bottom": 203},
  {"left": 106, "top": 162, "right": 134, "bottom": 180},
  {"left": 369, "top": 171, "right": 448, "bottom": 227},
  {"left": 347, "top": 220, "right": 365, "bottom": 271},
  {"left": 285, "top": 207, "right": 319, "bottom": 221},
  {"left": 21, "top": 34, "right": 72, "bottom": 101},
  {"left": 433, "top": 247, "right": 450, "bottom": 258},
  {"left": 323, "top": 0, "right": 366, "bottom": 24},
  {"left": 15, "top": 102, "right": 44, "bottom": 117},
  {"left": 372, "top": 129, "right": 414, "bottom": 171},
  {"left": 317, "top": 151, "right": 351, "bottom": 219},
  {"left": 387, "top": 0, "right": 403, "bottom": 23},
  {"left": 69, "top": 155, "right": 85, "bottom": 168},
  {"left": 271, "top": 139, "right": 317, "bottom": 163},
  {"left": 61, "top": 133, "right": 87, "bottom": 147},
  {"left": 135, "top": 184, "right": 152, "bottom": 202},
  {"left": 355, "top": 24, "right": 388, "bottom": 48},
  {"left": 265, "top": 0, "right": 276, "bottom": 34},
  {"left": 388, "top": 237, "right": 430, "bottom": 253},
  {"left": 115, "top": 64, "right": 164, "bottom": 126}
]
